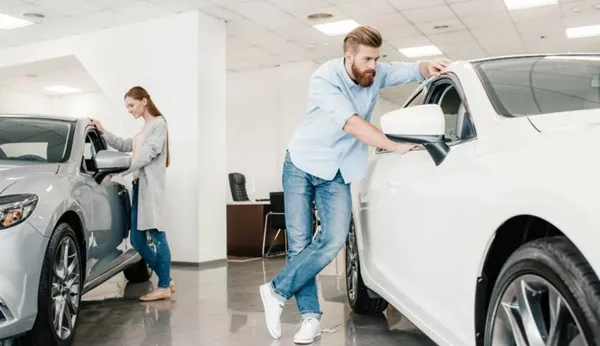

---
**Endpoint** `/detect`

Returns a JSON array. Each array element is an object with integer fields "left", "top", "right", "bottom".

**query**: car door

[
  {"left": 79, "top": 127, "right": 131, "bottom": 280},
  {"left": 375, "top": 76, "right": 479, "bottom": 344},
  {"left": 357, "top": 86, "right": 430, "bottom": 284}
]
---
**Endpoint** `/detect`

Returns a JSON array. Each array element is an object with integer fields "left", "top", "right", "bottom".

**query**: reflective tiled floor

[{"left": 74, "top": 257, "right": 436, "bottom": 345}]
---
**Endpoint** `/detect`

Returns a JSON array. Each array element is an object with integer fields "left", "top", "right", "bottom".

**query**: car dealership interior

[{"left": 0, "top": 0, "right": 600, "bottom": 345}]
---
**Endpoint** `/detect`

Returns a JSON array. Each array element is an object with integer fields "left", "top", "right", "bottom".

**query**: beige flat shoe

[
  {"left": 139, "top": 287, "right": 171, "bottom": 302},
  {"left": 170, "top": 280, "right": 177, "bottom": 293}
]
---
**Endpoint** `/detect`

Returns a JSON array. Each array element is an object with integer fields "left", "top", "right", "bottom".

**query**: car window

[
  {"left": 0, "top": 117, "right": 73, "bottom": 163},
  {"left": 426, "top": 78, "right": 475, "bottom": 144},
  {"left": 475, "top": 55, "right": 600, "bottom": 117},
  {"left": 81, "top": 129, "right": 105, "bottom": 174}
]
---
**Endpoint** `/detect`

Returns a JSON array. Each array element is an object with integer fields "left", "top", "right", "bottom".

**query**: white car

[{"left": 346, "top": 53, "right": 600, "bottom": 346}]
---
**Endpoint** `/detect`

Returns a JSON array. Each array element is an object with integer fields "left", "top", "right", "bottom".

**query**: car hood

[{"left": 0, "top": 162, "right": 59, "bottom": 194}]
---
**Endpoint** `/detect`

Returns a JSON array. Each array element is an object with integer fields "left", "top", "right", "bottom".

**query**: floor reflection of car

[
  {"left": 346, "top": 54, "right": 600, "bottom": 346},
  {"left": 0, "top": 115, "right": 151, "bottom": 345}
]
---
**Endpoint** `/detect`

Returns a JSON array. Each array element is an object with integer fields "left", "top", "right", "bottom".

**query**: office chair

[
  {"left": 262, "top": 191, "right": 287, "bottom": 257},
  {"left": 228, "top": 172, "right": 250, "bottom": 201}
]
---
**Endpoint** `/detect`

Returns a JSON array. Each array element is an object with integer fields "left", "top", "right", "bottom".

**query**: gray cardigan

[{"left": 102, "top": 116, "right": 168, "bottom": 232}]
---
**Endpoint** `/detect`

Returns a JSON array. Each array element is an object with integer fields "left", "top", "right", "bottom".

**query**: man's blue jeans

[
  {"left": 272, "top": 152, "right": 352, "bottom": 320},
  {"left": 130, "top": 182, "right": 172, "bottom": 289}
]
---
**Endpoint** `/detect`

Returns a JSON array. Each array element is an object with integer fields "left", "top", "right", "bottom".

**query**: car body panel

[
  {"left": 0, "top": 114, "right": 139, "bottom": 340},
  {"left": 352, "top": 55, "right": 600, "bottom": 346}
]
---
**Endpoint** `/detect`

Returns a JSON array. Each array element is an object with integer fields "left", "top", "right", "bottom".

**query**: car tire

[
  {"left": 18, "top": 222, "right": 83, "bottom": 346},
  {"left": 484, "top": 236, "right": 600, "bottom": 346},
  {"left": 123, "top": 258, "right": 152, "bottom": 284},
  {"left": 345, "top": 217, "right": 388, "bottom": 314}
]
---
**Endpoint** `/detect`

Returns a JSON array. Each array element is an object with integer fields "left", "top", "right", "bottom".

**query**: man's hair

[{"left": 343, "top": 26, "right": 383, "bottom": 53}]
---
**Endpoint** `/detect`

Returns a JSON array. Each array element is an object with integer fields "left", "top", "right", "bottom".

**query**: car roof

[
  {"left": 467, "top": 52, "right": 600, "bottom": 63},
  {"left": 0, "top": 113, "right": 81, "bottom": 123}
]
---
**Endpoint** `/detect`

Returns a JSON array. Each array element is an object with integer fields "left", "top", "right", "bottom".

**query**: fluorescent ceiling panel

[
  {"left": 566, "top": 25, "right": 600, "bottom": 39},
  {"left": 0, "top": 13, "right": 34, "bottom": 30},
  {"left": 503, "top": 0, "right": 557, "bottom": 10},
  {"left": 43, "top": 85, "right": 81, "bottom": 94},
  {"left": 399, "top": 45, "right": 443, "bottom": 58},
  {"left": 313, "top": 20, "right": 360, "bottom": 36}
]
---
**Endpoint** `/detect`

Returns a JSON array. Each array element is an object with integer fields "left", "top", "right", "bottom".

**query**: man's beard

[{"left": 352, "top": 62, "right": 376, "bottom": 87}]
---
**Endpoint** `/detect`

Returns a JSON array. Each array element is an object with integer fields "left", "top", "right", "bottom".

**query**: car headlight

[{"left": 0, "top": 194, "right": 38, "bottom": 229}]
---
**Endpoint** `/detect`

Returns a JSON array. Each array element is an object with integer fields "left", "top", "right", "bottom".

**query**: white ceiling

[{"left": 0, "top": 0, "right": 598, "bottom": 103}]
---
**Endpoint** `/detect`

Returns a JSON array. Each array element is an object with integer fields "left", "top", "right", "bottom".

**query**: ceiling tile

[
  {"left": 377, "top": 24, "right": 423, "bottom": 41},
  {"left": 526, "top": 38, "right": 569, "bottom": 53},
  {"left": 387, "top": 35, "right": 433, "bottom": 49},
  {"left": 267, "top": 0, "right": 331, "bottom": 13},
  {"left": 386, "top": 0, "right": 445, "bottom": 11},
  {"left": 470, "top": 24, "right": 520, "bottom": 41},
  {"left": 228, "top": 0, "right": 305, "bottom": 30},
  {"left": 509, "top": 4, "right": 561, "bottom": 22},
  {"left": 483, "top": 42, "right": 530, "bottom": 56},
  {"left": 560, "top": 0, "right": 600, "bottom": 15},
  {"left": 436, "top": 40, "right": 488, "bottom": 60},
  {"left": 401, "top": 5, "right": 457, "bottom": 23},
  {"left": 226, "top": 19, "right": 270, "bottom": 36},
  {"left": 414, "top": 18, "right": 466, "bottom": 34},
  {"left": 241, "top": 31, "right": 288, "bottom": 46},
  {"left": 111, "top": 1, "right": 172, "bottom": 22},
  {"left": 275, "top": 25, "right": 330, "bottom": 47},
  {"left": 450, "top": 0, "right": 508, "bottom": 17},
  {"left": 30, "top": 0, "right": 107, "bottom": 16},
  {"left": 147, "top": 0, "right": 212, "bottom": 12},
  {"left": 258, "top": 41, "right": 314, "bottom": 61},
  {"left": 352, "top": 12, "right": 410, "bottom": 28},
  {"left": 515, "top": 20, "right": 566, "bottom": 42},
  {"left": 459, "top": 11, "right": 513, "bottom": 29},
  {"left": 567, "top": 36, "right": 600, "bottom": 52},
  {"left": 563, "top": 12, "right": 600, "bottom": 27},
  {"left": 227, "top": 36, "right": 253, "bottom": 50},
  {"left": 427, "top": 30, "right": 475, "bottom": 45},
  {"left": 289, "top": 5, "right": 349, "bottom": 24},
  {"left": 200, "top": 5, "right": 244, "bottom": 21},
  {"left": 337, "top": 0, "right": 397, "bottom": 17}
]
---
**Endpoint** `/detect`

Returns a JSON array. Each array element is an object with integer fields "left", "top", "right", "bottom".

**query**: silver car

[{"left": 0, "top": 114, "right": 151, "bottom": 345}]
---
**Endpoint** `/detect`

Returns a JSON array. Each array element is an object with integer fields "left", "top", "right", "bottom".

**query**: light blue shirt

[{"left": 287, "top": 58, "right": 424, "bottom": 183}]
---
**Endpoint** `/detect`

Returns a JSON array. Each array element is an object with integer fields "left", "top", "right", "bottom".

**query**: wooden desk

[{"left": 226, "top": 202, "right": 285, "bottom": 257}]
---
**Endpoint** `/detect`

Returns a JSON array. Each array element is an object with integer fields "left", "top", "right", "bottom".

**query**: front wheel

[
  {"left": 484, "top": 236, "right": 600, "bottom": 346},
  {"left": 18, "top": 223, "right": 83, "bottom": 346},
  {"left": 345, "top": 218, "right": 388, "bottom": 314}
]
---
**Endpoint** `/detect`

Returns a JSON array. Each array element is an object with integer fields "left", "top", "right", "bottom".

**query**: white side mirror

[
  {"left": 380, "top": 104, "right": 445, "bottom": 139},
  {"left": 380, "top": 104, "right": 449, "bottom": 166}
]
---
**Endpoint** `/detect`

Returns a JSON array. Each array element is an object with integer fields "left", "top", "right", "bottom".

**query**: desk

[{"left": 226, "top": 202, "right": 285, "bottom": 257}]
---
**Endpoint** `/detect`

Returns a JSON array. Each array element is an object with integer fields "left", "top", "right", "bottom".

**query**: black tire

[
  {"left": 18, "top": 223, "right": 83, "bottom": 346},
  {"left": 345, "top": 218, "right": 388, "bottom": 314},
  {"left": 123, "top": 258, "right": 152, "bottom": 283},
  {"left": 484, "top": 236, "right": 600, "bottom": 346}
]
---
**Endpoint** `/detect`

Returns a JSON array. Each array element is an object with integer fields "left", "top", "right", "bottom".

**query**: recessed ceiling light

[
  {"left": 0, "top": 13, "right": 34, "bottom": 30},
  {"left": 43, "top": 85, "right": 81, "bottom": 94},
  {"left": 307, "top": 13, "right": 334, "bottom": 21},
  {"left": 503, "top": 0, "right": 557, "bottom": 10},
  {"left": 313, "top": 19, "right": 359, "bottom": 36},
  {"left": 399, "top": 45, "right": 443, "bottom": 58},
  {"left": 566, "top": 24, "right": 600, "bottom": 39}
]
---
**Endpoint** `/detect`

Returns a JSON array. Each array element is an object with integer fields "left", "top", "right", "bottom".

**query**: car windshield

[
  {"left": 475, "top": 55, "right": 600, "bottom": 117},
  {"left": 0, "top": 117, "right": 73, "bottom": 163}
]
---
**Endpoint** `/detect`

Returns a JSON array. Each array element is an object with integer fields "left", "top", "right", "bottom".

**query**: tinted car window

[
  {"left": 475, "top": 55, "right": 600, "bottom": 117},
  {"left": 0, "top": 117, "right": 73, "bottom": 163}
]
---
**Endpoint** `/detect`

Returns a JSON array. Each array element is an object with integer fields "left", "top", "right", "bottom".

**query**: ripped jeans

[{"left": 130, "top": 182, "right": 172, "bottom": 288}]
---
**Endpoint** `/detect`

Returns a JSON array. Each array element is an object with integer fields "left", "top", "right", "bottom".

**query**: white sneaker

[
  {"left": 260, "top": 283, "right": 284, "bottom": 339},
  {"left": 293, "top": 318, "right": 321, "bottom": 344}
]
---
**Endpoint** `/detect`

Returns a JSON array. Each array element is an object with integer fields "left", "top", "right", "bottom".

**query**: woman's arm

[
  {"left": 103, "top": 131, "right": 133, "bottom": 153},
  {"left": 120, "top": 119, "right": 167, "bottom": 176}
]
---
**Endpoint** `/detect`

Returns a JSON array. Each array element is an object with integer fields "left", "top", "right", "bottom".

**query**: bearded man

[{"left": 260, "top": 25, "right": 450, "bottom": 345}]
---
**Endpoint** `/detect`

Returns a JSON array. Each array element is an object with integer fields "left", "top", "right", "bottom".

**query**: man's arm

[
  {"left": 343, "top": 115, "right": 415, "bottom": 153},
  {"left": 380, "top": 59, "right": 451, "bottom": 88}
]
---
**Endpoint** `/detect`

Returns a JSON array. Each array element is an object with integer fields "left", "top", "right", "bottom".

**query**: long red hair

[{"left": 124, "top": 86, "right": 170, "bottom": 167}]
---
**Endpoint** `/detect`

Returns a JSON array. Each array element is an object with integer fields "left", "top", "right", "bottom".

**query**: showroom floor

[{"left": 74, "top": 257, "right": 435, "bottom": 345}]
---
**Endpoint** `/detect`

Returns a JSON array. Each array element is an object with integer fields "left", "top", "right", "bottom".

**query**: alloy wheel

[
  {"left": 490, "top": 274, "right": 587, "bottom": 346},
  {"left": 51, "top": 236, "right": 81, "bottom": 340},
  {"left": 346, "top": 221, "right": 359, "bottom": 303}
]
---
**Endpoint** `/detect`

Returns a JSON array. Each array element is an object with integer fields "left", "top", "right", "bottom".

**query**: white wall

[
  {"left": 0, "top": 86, "right": 56, "bottom": 114},
  {"left": 226, "top": 61, "right": 402, "bottom": 199},
  {"left": 0, "top": 11, "right": 227, "bottom": 264},
  {"left": 226, "top": 61, "right": 318, "bottom": 200}
]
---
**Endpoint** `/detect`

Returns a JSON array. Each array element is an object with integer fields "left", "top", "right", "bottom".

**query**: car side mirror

[
  {"left": 94, "top": 150, "right": 131, "bottom": 183},
  {"left": 380, "top": 104, "right": 450, "bottom": 165}
]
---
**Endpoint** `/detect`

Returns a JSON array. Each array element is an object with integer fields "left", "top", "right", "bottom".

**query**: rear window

[
  {"left": 474, "top": 55, "right": 600, "bottom": 117},
  {"left": 0, "top": 117, "right": 74, "bottom": 163}
]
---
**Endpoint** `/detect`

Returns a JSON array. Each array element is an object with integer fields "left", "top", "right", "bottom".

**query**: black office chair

[
  {"left": 228, "top": 172, "right": 250, "bottom": 201},
  {"left": 262, "top": 191, "right": 287, "bottom": 257}
]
